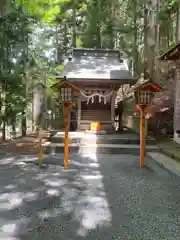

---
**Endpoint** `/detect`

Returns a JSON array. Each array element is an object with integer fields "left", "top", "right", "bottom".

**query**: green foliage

[
  {"left": 0, "top": 0, "right": 177, "bottom": 138},
  {"left": 76, "top": 38, "right": 83, "bottom": 47},
  {"left": 16, "top": 0, "right": 70, "bottom": 23},
  {"left": 56, "top": 65, "right": 64, "bottom": 72}
]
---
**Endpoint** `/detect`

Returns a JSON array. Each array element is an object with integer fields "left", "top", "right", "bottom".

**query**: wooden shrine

[{"left": 56, "top": 48, "right": 136, "bottom": 131}]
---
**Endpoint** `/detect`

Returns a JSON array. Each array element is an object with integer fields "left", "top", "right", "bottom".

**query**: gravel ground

[{"left": 0, "top": 153, "right": 179, "bottom": 239}]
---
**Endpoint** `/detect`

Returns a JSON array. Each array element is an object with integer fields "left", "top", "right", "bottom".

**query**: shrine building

[{"left": 56, "top": 48, "right": 136, "bottom": 131}]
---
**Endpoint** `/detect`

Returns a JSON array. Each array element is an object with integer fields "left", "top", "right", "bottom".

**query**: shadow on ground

[{"left": 0, "top": 153, "right": 179, "bottom": 239}]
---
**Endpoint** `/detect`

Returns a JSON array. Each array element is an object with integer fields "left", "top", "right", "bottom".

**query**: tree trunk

[
  {"left": 144, "top": 7, "right": 149, "bottom": 78},
  {"left": 1, "top": 90, "right": 6, "bottom": 141},
  {"left": 55, "top": 25, "right": 63, "bottom": 64},
  {"left": 72, "top": 0, "right": 76, "bottom": 47},
  {"left": 21, "top": 112, "right": 27, "bottom": 137},
  {"left": 132, "top": 0, "right": 138, "bottom": 74},
  {"left": 11, "top": 117, "right": 16, "bottom": 138},
  {"left": 0, "top": 0, "right": 7, "bottom": 16},
  {"left": 2, "top": 118, "right": 6, "bottom": 141},
  {"left": 154, "top": 0, "right": 160, "bottom": 78},
  {"left": 146, "top": 0, "right": 156, "bottom": 80},
  {"left": 176, "top": 2, "right": 180, "bottom": 42}
]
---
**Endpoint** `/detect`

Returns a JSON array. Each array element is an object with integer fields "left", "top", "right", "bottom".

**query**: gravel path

[{"left": 0, "top": 153, "right": 179, "bottom": 239}]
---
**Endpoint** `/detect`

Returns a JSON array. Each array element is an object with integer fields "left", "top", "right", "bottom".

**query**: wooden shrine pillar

[
  {"left": 111, "top": 91, "right": 116, "bottom": 129},
  {"left": 68, "top": 110, "right": 71, "bottom": 130},
  {"left": 77, "top": 96, "right": 81, "bottom": 130}
]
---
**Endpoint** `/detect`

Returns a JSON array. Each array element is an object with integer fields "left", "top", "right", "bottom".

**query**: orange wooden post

[
  {"left": 140, "top": 105, "right": 145, "bottom": 168},
  {"left": 63, "top": 103, "right": 69, "bottom": 168},
  {"left": 132, "top": 78, "right": 163, "bottom": 168}
]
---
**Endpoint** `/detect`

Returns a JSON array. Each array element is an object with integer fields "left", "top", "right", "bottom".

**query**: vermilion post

[
  {"left": 63, "top": 103, "right": 69, "bottom": 168},
  {"left": 140, "top": 105, "right": 145, "bottom": 168}
]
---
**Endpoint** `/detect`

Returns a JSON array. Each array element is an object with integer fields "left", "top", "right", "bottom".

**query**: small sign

[{"left": 90, "top": 122, "right": 101, "bottom": 131}]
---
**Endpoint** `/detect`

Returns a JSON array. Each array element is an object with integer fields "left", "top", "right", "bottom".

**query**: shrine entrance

[
  {"left": 56, "top": 48, "right": 136, "bottom": 132},
  {"left": 80, "top": 90, "right": 113, "bottom": 130},
  {"left": 82, "top": 96, "right": 110, "bottom": 110}
]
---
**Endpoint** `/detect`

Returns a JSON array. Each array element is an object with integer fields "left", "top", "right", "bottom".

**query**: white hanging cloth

[{"left": 80, "top": 90, "right": 114, "bottom": 104}]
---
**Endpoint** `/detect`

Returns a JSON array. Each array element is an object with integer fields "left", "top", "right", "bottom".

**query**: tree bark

[
  {"left": 176, "top": 1, "right": 180, "bottom": 42},
  {"left": 132, "top": 0, "right": 138, "bottom": 74},
  {"left": 72, "top": 0, "right": 76, "bottom": 47},
  {"left": 21, "top": 112, "right": 27, "bottom": 137}
]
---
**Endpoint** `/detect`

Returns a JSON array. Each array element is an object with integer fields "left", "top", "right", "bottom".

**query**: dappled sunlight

[
  {"left": 46, "top": 188, "right": 60, "bottom": 196},
  {"left": 41, "top": 152, "right": 112, "bottom": 237},
  {"left": 80, "top": 133, "right": 98, "bottom": 162},
  {"left": 74, "top": 139, "right": 112, "bottom": 237},
  {"left": 0, "top": 217, "right": 30, "bottom": 238},
  {"left": 0, "top": 192, "right": 23, "bottom": 211},
  {"left": 88, "top": 162, "right": 99, "bottom": 167},
  {"left": 0, "top": 190, "right": 40, "bottom": 211},
  {"left": 4, "top": 185, "right": 17, "bottom": 190},
  {"left": 0, "top": 155, "right": 37, "bottom": 166},
  {"left": 74, "top": 188, "right": 111, "bottom": 237},
  {"left": 34, "top": 171, "right": 55, "bottom": 181},
  {"left": 14, "top": 161, "right": 27, "bottom": 166},
  {"left": 0, "top": 152, "right": 112, "bottom": 238},
  {"left": 44, "top": 178, "right": 67, "bottom": 187},
  {"left": 23, "top": 192, "right": 39, "bottom": 202},
  {"left": 70, "top": 159, "right": 99, "bottom": 168},
  {"left": 0, "top": 157, "right": 15, "bottom": 165},
  {"left": 81, "top": 174, "right": 103, "bottom": 180},
  {"left": 75, "top": 195, "right": 111, "bottom": 237},
  {"left": 38, "top": 208, "right": 61, "bottom": 220}
]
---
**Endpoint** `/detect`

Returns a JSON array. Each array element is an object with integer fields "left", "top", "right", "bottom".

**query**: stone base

[
  {"left": 85, "top": 130, "right": 107, "bottom": 135},
  {"left": 174, "top": 132, "right": 180, "bottom": 143}
]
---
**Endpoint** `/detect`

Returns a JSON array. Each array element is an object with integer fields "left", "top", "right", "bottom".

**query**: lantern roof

[
  {"left": 51, "top": 76, "right": 80, "bottom": 92},
  {"left": 131, "top": 74, "right": 163, "bottom": 92}
]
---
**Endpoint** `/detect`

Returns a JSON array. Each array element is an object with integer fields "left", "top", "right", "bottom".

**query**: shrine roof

[{"left": 56, "top": 48, "right": 136, "bottom": 84}]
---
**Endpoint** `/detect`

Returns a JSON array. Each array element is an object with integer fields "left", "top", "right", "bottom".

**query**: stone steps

[
  {"left": 50, "top": 137, "right": 155, "bottom": 145},
  {"left": 81, "top": 109, "right": 111, "bottom": 121},
  {"left": 42, "top": 142, "right": 159, "bottom": 155},
  {"left": 49, "top": 134, "right": 155, "bottom": 145},
  {"left": 42, "top": 131, "right": 158, "bottom": 155},
  {"left": 80, "top": 109, "right": 111, "bottom": 130}
]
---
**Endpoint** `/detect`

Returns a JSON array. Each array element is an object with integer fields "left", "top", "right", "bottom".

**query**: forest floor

[
  {"left": 0, "top": 131, "right": 180, "bottom": 164},
  {"left": 0, "top": 132, "right": 180, "bottom": 239},
  {"left": 0, "top": 132, "right": 50, "bottom": 157},
  {"left": 0, "top": 153, "right": 180, "bottom": 239}
]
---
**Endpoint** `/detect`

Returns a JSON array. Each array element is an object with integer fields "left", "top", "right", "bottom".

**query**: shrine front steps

[
  {"left": 42, "top": 142, "right": 159, "bottom": 155},
  {"left": 42, "top": 132, "right": 159, "bottom": 155},
  {"left": 47, "top": 132, "right": 156, "bottom": 145}
]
